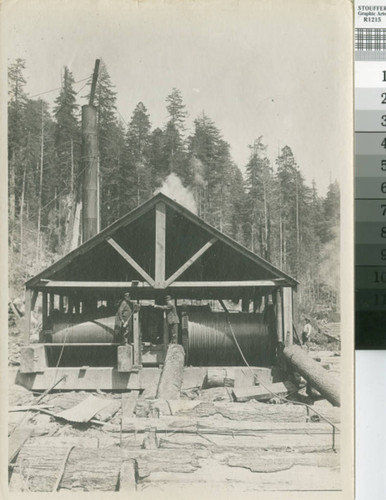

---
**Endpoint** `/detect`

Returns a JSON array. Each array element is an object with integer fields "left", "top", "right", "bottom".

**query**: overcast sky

[{"left": 3, "top": 0, "right": 352, "bottom": 195}]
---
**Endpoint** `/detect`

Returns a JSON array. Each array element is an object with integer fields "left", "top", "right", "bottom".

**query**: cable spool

[
  {"left": 51, "top": 316, "right": 115, "bottom": 343},
  {"left": 185, "top": 312, "right": 272, "bottom": 366}
]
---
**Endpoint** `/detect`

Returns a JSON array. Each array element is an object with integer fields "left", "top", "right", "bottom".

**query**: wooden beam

[
  {"left": 107, "top": 238, "right": 155, "bottom": 287},
  {"left": 164, "top": 238, "right": 217, "bottom": 287},
  {"left": 59, "top": 295, "right": 64, "bottom": 313},
  {"left": 169, "top": 280, "right": 278, "bottom": 288},
  {"left": 282, "top": 287, "right": 293, "bottom": 346},
  {"left": 155, "top": 202, "right": 166, "bottom": 287},
  {"left": 24, "top": 288, "right": 32, "bottom": 345}
]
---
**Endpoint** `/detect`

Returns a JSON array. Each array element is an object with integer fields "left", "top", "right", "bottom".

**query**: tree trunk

[{"left": 36, "top": 106, "right": 44, "bottom": 268}]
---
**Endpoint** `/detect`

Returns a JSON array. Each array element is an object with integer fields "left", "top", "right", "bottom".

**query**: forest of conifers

[{"left": 8, "top": 59, "right": 340, "bottom": 316}]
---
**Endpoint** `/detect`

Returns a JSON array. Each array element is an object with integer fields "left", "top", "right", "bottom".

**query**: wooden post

[
  {"left": 59, "top": 295, "right": 64, "bottom": 313},
  {"left": 276, "top": 288, "right": 283, "bottom": 343},
  {"left": 241, "top": 299, "right": 249, "bottom": 312},
  {"left": 49, "top": 293, "right": 54, "bottom": 314},
  {"left": 282, "top": 287, "right": 293, "bottom": 346},
  {"left": 155, "top": 202, "right": 166, "bottom": 288},
  {"left": 163, "top": 313, "right": 169, "bottom": 349},
  {"left": 31, "top": 290, "right": 38, "bottom": 311},
  {"left": 42, "top": 292, "right": 48, "bottom": 333},
  {"left": 133, "top": 311, "right": 142, "bottom": 367},
  {"left": 24, "top": 288, "right": 32, "bottom": 345},
  {"left": 68, "top": 297, "right": 74, "bottom": 315}
]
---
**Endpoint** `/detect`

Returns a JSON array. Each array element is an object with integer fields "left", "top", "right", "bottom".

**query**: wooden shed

[{"left": 19, "top": 193, "right": 298, "bottom": 390}]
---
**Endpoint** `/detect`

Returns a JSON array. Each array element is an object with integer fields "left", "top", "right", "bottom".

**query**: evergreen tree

[
  {"left": 148, "top": 127, "right": 169, "bottom": 190},
  {"left": 123, "top": 102, "right": 152, "bottom": 209},
  {"left": 86, "top": 61, "right": 125, "bottom": 227},
  {"left": 244, "top": 137, "right": 273, "bottom": 259},
  {"left": 53, "top": 66, "right": 80, "bottom": 196},
  {"left": 164, "top": 88, "right": 188, "bottom": 181},
  {"left": 188, "top": 113, "right": 234, "bottom": 234}
]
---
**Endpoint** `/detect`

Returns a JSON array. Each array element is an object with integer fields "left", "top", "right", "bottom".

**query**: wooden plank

[
  {"left": 8, "top": 427, "right": 33, "bottom": 463},
  {"left": 155, "top": 201, "right": 166, "bottom": 287},
  {"left": 56, "top": 395, "right": 112, "bottom": 423},
  {"left": 169, "top": 280, "right": 278, "bottom": 288},
  {"left": 107, "top": 238, "right": 155, "bottom": 286},
  {"left": 24, "top": 288, "right": 32, "bottom": 345},
  {"left": 164, "top": 238, "right": 217, "bottom": 287},
  {"left": 232, "top": 381, "right": 297, "bottom": 402},
  {"left": 283, "top": 286, "right": 293, "bottom": 346}
]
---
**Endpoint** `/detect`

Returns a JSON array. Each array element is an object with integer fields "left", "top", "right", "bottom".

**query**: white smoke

[{"left": 156, "top": 173, "right": 197, "bottom": 214}]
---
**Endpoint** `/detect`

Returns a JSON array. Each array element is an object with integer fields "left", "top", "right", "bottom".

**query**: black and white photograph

[{"left": 3, "top": 0, "right": 354, "bottom": 497}]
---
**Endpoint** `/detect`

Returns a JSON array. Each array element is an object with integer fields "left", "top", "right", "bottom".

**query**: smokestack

[{"left": 81, "top": 104, "right": 99, "bottom": 242}]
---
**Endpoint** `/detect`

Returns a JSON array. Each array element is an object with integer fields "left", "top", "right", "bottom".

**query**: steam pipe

[{"left": 81, "top": 105, "right": 99, "bottom": 242}]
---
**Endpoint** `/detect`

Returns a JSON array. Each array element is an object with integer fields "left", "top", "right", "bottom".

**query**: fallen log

[
  {"left": 11, "top": 445, "right": 209, "bottom": 492},
  {"left": 283, "top": 345, "right": 340, "bottom": 407},
  {"left": 156, "top": 344, "right": 185, "bottom": 400},
  {"left": 171, "top": 401, "right": 307, "bottom": 422}
]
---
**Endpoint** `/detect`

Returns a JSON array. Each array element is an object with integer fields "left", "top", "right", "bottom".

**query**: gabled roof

[{"left": 26, "top": 192, "right": 298, "bottom": 288}]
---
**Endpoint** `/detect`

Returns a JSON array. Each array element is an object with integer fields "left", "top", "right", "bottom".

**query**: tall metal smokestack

[
  {"left": 81, "top": 105, "right": 99, "bottom": 242},
  {"left": 81, "top": 59, "right": 100, "bottom": 243}
]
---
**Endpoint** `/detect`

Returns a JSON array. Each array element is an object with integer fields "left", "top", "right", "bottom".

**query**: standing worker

[
  {"left": 154, "top": 295, "right": 180, "bottom": 344},
  {"left": 302, "top": 317, "right": 312, "bottom": 348},
  {"left": 115, "top": 292, "right": 136, "bottom": 344}
]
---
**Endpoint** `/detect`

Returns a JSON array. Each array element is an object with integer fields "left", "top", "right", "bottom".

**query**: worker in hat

[
  {"left": 154, "top": 295, "right": 180, "bottom": 344},
  {"left": 302, "top": 317, "right": 312, "bottom": 349},
  {"left": 114, "top": 291, "right": 137, "bottom": 344}
]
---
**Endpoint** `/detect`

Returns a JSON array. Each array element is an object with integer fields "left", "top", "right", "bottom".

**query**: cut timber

[
  {"left": 122, "top": 391, "right": 140, "bottom": 421},
  {"left": 118, "top": 460, "right": 137, "bottom": 491},
  {"left": 283, "top": 345, "right": 340, "bottom": 407},
  {"left": 156, "top": 344, "right": 185, "bottom": 400},
  {"left": 232, "top": 381, "right": 297, "bottom": 402}
]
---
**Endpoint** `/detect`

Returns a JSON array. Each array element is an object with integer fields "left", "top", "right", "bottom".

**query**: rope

[{"left": 224, "top": 314, "right": 340, "bottom": 446}]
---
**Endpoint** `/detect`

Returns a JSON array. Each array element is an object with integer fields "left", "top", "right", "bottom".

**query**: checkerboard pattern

[{"left": 355, "top": 28, "right": 386, "bottom": 51}]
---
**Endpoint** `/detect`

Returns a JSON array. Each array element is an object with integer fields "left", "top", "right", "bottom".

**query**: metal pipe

[{"left": 283, "top": 345, "right": 340, "bottom": 407}]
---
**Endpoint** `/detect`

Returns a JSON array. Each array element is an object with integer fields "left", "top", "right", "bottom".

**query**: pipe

[
  {"left": 81, "top": 105, "right": 99, "bottom": 242},
  {"left": 283, "top": 345, "right": 340, "bottom": 407}
]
